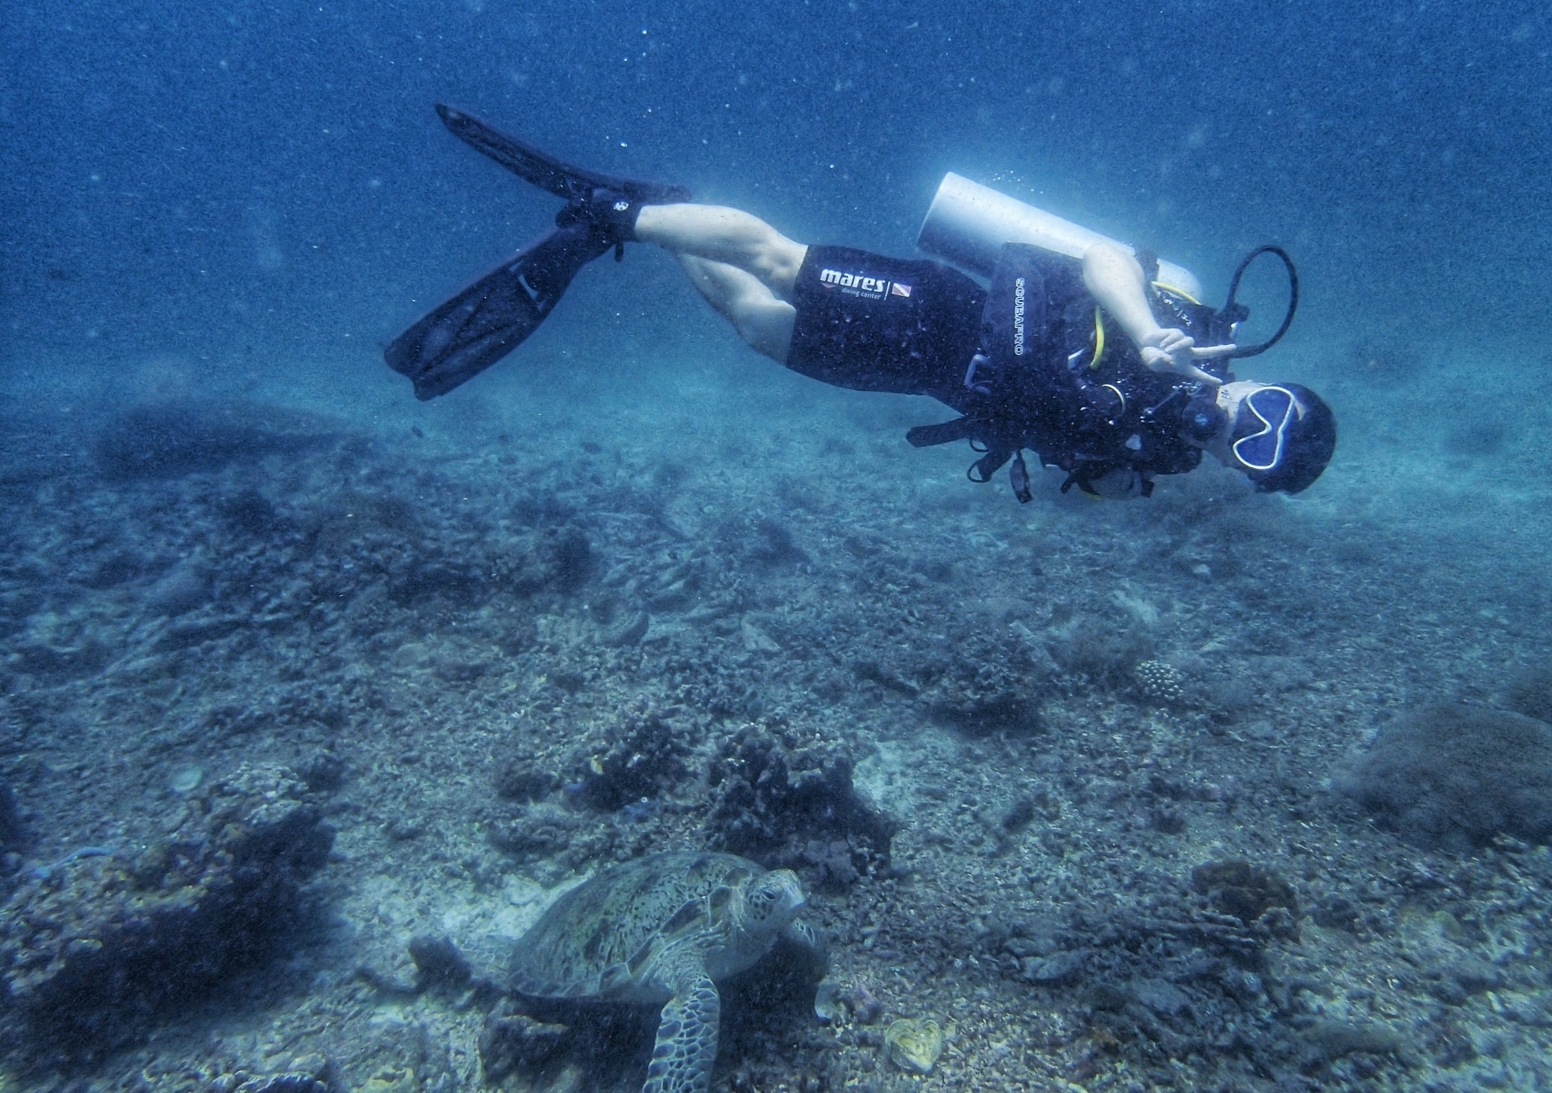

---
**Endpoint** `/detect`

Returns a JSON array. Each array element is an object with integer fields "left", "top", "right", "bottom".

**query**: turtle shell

[{"left": 510, "top": 851, "right": 763, "bottom": 1003}]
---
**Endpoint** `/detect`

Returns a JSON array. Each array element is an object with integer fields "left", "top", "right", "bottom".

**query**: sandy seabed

[{"left": 2, "top": 342, "right": 1551, "bottom": 1093}]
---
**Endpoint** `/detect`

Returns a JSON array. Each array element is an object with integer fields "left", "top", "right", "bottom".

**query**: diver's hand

[{"left": 1139, "top": 328, "right": 1234, "bottom": 385}]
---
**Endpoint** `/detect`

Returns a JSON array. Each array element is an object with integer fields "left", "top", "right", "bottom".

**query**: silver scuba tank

[{"left": 916, "top": 173, "right": 1204, "bottom": 300}]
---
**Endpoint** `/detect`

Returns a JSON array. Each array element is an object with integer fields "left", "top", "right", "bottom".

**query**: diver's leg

[
  {"left": 677, "top": 254, "right": 796, "bottom": 364},
  {"left": 636, "top": 205, "right": 808, "bottom": 303}
]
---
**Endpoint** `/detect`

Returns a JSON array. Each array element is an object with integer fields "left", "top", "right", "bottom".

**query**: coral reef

[
  {"left": 1134, "top": 659, "right": 1186, "bottom": 704},
  {"left": 486, "top": 803, "right": 590, "bottom": 870},
  {"left": 1337, "top": 703, "right": 1552, "bottom": 849},
  {"left": 489, "top": 526, "right": 594, "bottom": 595},
  {"left": 707, "top": 725, "right": 896, "bottom": 891},
  {"left": 494, "top": 701, "right": 696, "bottom": 815},
  {"left": 0, "top": 763, "right": 334, "bottom": 1065},
  {"left": 851, "top": 621, "right": 1055, "bottom": 733},
  {"left": 913, "top": 629, "right": 1048, "bottom": 731},
  {"left": 1190, "top": 859, "right": 1299, "bottom": 928},
  {"left": 493, "top": 754, "right": 561, "bottom": 804},
  {"left": 570, "top": 702, "right": 695, "bottom": 812},
  {"left": 215, "top": 1071, "right": 331, "bottom": 1093},
  {"left": 5, "top": 390, "right": 1551, "bottom": 1092},
  {"left": 1049, "top": 615, "right": 1155, "bottom": 689}
]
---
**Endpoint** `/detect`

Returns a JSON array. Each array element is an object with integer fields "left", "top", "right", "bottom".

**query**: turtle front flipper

[
  {"left": 783, "top": 917, "right": 827, "bottom": 971},
  {"left": 643, "top": 972, "right": 721, "bottom": 1093}
]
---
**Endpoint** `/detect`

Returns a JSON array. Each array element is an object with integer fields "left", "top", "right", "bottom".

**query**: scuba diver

[{"left": 386, "top": 107, "right": 1336, "bottom": 500}]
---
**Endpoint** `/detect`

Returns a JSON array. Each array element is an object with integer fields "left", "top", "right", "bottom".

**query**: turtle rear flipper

[{"left": 643, "top": 972, "right": 720, "bottom": 1093}]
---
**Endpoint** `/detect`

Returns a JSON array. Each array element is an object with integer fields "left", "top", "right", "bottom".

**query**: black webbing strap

[{"left": 905, "top": 416, "right": 978, "bottom": 449}]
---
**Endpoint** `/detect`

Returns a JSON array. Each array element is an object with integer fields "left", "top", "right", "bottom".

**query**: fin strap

[{"left": 905, "top": 416, "right": 978, "bottom": 448}]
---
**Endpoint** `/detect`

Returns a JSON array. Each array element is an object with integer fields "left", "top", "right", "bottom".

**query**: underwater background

[{"left": 3, "top": 0, "right": 1552, "bottom": 1091}]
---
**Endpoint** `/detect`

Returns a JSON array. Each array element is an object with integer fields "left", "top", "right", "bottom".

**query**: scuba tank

[
  {"left": 916, "top": 173, "right": 1297, "bottom": 361},
  {"left": 917, "top": 173, "right": 1205, "bottom": 298}
]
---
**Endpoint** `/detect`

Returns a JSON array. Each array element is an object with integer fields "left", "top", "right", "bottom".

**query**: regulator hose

[{"left": 1221, "top": 245, "right": 1298, "bottom": 359}]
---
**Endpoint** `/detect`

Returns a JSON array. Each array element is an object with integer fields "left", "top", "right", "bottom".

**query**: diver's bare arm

[
  {"left": 1082, "top": 242, "right": 1230, "bottom": 385},
  {"left": 636, "top": 205, "right": 808, "bottom": 303}
]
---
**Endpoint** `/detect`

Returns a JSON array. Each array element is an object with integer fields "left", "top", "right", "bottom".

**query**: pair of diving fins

[{"left": 383, "top": 105, "right": 691, "bottom": 400}]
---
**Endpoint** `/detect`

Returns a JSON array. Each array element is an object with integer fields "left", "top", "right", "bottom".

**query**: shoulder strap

[{"left": 976, "top": 243, "right": 1052, "bottom": 392}]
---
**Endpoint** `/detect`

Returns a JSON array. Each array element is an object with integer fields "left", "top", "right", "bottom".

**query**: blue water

[
  {"left": 5, "top": 0, "right": 1549, "bottom": 384},
  {"left": 4, "top": 1, "right": 1552, "bottom": 1090}
]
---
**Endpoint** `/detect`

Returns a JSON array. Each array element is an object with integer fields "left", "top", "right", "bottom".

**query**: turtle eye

[{"left": 746, "top": 878, "right": 781, "bottom": 917}]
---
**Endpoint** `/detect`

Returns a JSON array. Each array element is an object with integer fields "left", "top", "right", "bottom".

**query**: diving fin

[
  {"left": 384, "top": 223, "right": 609, "bottom": 401},
  {"left": 384, "top": 107, "right": 694, "bottom": 399},
  {"left": 435, "top": 104, "right": 693, "bottom": 207}
]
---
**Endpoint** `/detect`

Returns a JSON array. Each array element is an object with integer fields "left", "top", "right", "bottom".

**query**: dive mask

[{"left": 1231, "top": 385, "right": 1297, "bottom": 472}]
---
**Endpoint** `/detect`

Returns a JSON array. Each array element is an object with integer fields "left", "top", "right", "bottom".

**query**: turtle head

[{"left": 737, "top": 868, "right": 806, "bottom": 941}]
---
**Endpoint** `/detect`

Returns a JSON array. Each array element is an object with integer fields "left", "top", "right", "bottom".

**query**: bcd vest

[{"left": 906, "top": 243, "right": 1235, "bottom": 500}]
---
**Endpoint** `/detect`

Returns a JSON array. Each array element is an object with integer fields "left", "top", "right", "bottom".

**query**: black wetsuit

[{"left": 786, "top": 244, "right": 1222, "bottom": 499}]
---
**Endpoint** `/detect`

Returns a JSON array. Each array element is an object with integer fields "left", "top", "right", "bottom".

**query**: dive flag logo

[{"left": 889, "top": 282, "right": 912, "bottom": 298}]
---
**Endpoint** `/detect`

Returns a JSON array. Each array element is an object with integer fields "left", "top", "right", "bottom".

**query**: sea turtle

[{"left": 510, "top": 851, "right": 823, "bottom": 1093}]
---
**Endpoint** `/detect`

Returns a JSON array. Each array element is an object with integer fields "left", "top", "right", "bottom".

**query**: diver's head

[{"left": 1200, "top": 381, "right": 1336, "bottom": 494}]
